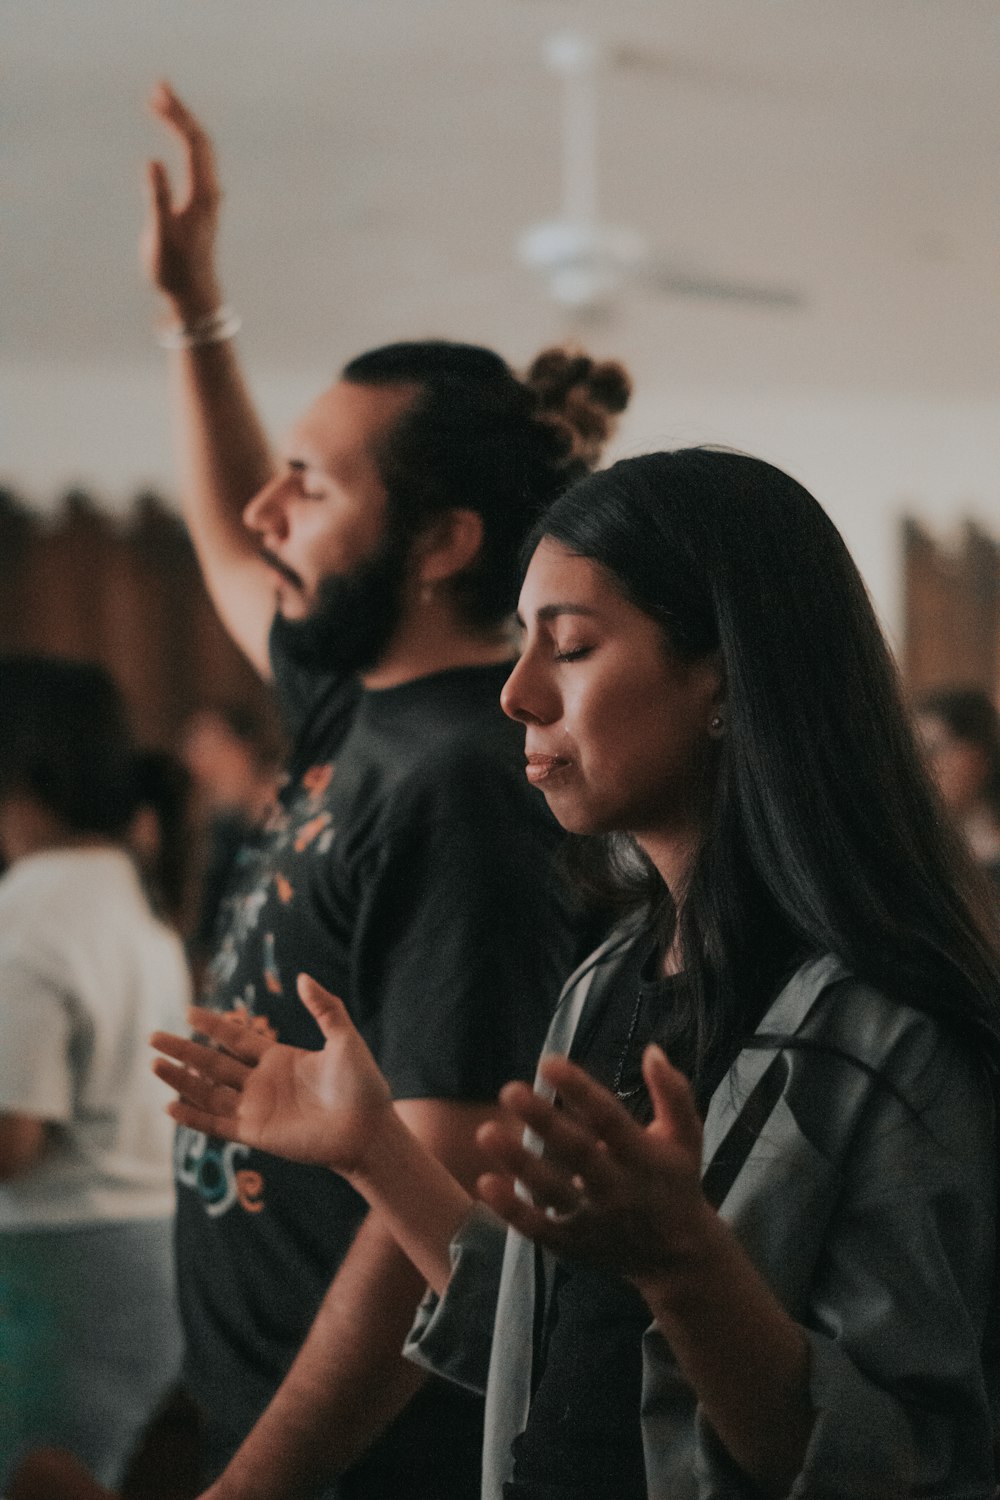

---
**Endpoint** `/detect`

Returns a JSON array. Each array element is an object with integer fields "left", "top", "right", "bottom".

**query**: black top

[
  {"left": 175, "top": 622, "right": 582, "bottom": 1496},
  {"left": 505, "top": 939, "right": 683, "bottom": 1500}
]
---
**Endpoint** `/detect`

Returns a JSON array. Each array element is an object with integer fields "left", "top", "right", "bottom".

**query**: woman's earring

[{"left": 708, "top": 712, "right": 725, "bottom": 739}]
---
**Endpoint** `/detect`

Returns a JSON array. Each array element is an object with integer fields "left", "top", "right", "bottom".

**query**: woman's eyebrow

[
  {"left": 536, "top": 603, "right": 600, "bottom": 622},
  {"left": 515, "top": 603, "right": 600, "bottom": 629}
]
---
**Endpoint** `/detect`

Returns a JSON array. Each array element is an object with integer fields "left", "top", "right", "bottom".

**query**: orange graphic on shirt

[
  {"left": 236, "top": 1169, "right": 265, "bottom": 1212},
  {"left": 275, "top": 874, "right": 294, "bottom": 904},
  {"left": 232, "top": 1006, "right": 278, "bottom": 1044},
  {"left": 302, "top": 763, "right": 334, "bottom": 800},
  {"left": 295, "top": 812, "right": 332, "bottom": 852}
]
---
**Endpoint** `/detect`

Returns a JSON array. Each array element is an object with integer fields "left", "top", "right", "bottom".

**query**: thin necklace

[{"left": 612, "top": 989, "right": 647, "bottom": 1101}]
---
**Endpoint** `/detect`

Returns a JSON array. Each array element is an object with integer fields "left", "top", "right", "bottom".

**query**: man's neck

[{"left": 360, "top": 614, "right": 516, "bottom": 691}]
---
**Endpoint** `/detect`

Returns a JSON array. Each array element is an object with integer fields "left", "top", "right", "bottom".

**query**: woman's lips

[{"left": 524, "top": 753, "right": 571, "bottom": 785}]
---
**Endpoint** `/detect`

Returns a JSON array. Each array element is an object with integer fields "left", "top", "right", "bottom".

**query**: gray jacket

[{"left": 406, "top": 934, "right": 999, "bottom": 1498}]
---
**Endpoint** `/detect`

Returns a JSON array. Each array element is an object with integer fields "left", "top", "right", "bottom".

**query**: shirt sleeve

[
  {"left": 786, "top": 1027, "right": 998, "bottom": 1497},
  {"left": 403, "top": 1203, "right": 508, "bottom": 1394},
  {"left": 348, "top": 747, "right": 576, "bottom": 1102},
  {"left": 652, "top": 1008, "right": 999, "bottom": 1499},
  {"left": 0, "top": 951, "right": 76, "bottom": 1121}
]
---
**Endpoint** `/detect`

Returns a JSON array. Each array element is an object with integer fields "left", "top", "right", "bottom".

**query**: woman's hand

[
  {"left": 151, "top": 975, "right": 393, "bottom": 1176},
  {"left": 476, "top": 1043, "right": 715, "bottom": 1291},
  {"left": 142, "top": 80, "right": 224, "bottom": 320}
]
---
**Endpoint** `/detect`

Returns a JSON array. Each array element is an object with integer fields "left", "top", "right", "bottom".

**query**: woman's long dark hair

[{"left": 533, "top": 449, "right": 1000, "bottom": 1095}]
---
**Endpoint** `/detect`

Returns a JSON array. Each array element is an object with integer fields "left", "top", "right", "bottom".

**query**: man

[{"left": 143, "top": 83, "right": 629, "bottom": 1500}]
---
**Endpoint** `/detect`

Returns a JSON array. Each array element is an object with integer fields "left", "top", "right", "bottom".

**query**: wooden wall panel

[
  {"left": 902, "top": 516, "right": 1000, "bottom": 702},
  {"left": 0, "top": 491, "right": 274, "bottom": 750}
]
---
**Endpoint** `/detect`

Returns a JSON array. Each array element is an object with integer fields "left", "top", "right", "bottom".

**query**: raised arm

[
  {"left": 151, "top": 975, "right": 474, "bottom": 1294},
  {"left": 143, "top": 82, "right": 277, "bottom": 676}
]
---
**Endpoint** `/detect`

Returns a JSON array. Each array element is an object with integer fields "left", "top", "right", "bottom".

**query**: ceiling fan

[{"left": 516, "top": 32, "right": 805, "bottom": 317}]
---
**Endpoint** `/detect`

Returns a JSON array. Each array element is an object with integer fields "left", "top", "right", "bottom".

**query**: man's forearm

[
  {"left": 165, "top": 340, "right": 278, "bottom": 674},
  {"left": 202, "top": 1211, "right": 435, "bottom": 1500}
]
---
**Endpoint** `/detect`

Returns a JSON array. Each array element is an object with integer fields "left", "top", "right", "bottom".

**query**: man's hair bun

[{"left": 525, "top": 347, "right": 632, "bottom": 469}]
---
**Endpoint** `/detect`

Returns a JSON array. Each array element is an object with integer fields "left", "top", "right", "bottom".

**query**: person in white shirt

[{"left": 0, "top": 656, "right": 191, "bottom": 1492}]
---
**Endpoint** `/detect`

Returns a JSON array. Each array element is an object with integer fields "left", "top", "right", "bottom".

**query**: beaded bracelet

[{"left": 155, "top": 304, "right": 242, "bottom": 350}]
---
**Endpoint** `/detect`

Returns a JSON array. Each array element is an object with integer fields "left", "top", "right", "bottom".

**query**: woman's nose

[{"left": 501, "top": 653, "right": 551, "bottom": 726}]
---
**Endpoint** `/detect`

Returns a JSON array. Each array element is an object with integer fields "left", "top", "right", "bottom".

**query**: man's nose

[{"left": 243, "top": 474, "right": 292, "bottom": 538}]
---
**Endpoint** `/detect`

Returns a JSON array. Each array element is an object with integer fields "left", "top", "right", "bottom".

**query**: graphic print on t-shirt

[{"left": 179, "top": 761, "right": 338, "bottom": 1220}]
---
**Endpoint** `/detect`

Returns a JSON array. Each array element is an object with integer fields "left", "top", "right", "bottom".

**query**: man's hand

[
  {"left": 151, "top": 975, "right": 395, "bottom": 1176},
  {"left": 142, "top": 81, "right": 224, "bottom": 321}
]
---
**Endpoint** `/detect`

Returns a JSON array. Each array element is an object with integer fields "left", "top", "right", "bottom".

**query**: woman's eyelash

[{"left": 554, "top": 646, "right": 592, "bottom": 663}]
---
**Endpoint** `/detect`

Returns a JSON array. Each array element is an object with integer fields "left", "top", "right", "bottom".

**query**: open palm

[
  {"left": 151, "top": 975, "right": 393, "bottom": 1175},
  {"left": 142, "top": 81, "right": 222, "bottom": 313}
]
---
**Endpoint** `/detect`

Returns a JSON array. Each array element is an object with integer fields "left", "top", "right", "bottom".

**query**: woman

[
  {"left": 916, "top": 686, "right": 1000, "bottom": 895},
  {"left": 0, "top": 657, "right": 190, "bottom": 1491},
  {"left": 154, "top": 449, "right": 1000, "bottom": 1498}
]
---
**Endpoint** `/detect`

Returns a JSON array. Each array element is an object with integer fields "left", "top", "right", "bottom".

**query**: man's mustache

[{"left": 259, "top": 548, "right": 304, "bottom": 590}]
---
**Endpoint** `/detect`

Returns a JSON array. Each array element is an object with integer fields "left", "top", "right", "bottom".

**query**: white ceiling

[{"left": 6, "top": 0, "right": 1000, "bottom": 409}]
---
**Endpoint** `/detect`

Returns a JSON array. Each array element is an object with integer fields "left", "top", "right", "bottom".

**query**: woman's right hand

[
  {"left": 151, "top": 975, "right": 394, "bottom": 1175},
  {"left": 142, "top": 80, "right": 224, "bottom": 320}
]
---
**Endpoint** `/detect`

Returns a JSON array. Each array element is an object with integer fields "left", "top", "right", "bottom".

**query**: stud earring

[{"left": 709, "top": 713, "right": 725, "bottom": 738}]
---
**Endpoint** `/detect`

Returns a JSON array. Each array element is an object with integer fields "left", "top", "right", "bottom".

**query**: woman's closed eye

[{"left": 554, "top": 644, "right": 594, "bottom": 663}]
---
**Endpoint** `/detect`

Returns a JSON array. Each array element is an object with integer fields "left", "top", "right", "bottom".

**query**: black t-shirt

[
  {"left": 176, "top": 624, "right": 582, "bottom": 1495},
  {"left": 505, "top": 939, "right": 682, "bottom": 1500}
]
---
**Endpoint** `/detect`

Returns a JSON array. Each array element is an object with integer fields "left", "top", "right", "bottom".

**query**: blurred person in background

[
  {"left": 0, "top": 657, "right": 190, "bottom": 1493},
  {"left": 915, "top": 686, "right": 1000, "bottom": 894},
  {"left": 131, "top": 746, "right": 200, "bottom": 935},
  {"left": 177, "top": 704, "right": 282, "bottom": 975}
]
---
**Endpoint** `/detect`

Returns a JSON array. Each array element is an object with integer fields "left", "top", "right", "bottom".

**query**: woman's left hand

[{"left": 476, "top": 1043, "right": 714, "bottom": 1286}]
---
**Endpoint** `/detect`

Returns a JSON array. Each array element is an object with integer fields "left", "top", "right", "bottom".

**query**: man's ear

[{"left": 415, "top": 508, "right": 485, "bottom": 584}]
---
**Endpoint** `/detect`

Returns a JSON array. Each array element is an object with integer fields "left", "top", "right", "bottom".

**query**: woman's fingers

[
  {"left": 500, "top": 1073, "right": 629, "bottom": 1186},
  {"left": 488, "top": 1083, "right": 619, "bottom": 1204},
  {"left": 643, "top": 1044, "right": 702, "bottom": 1156},
  {"left": 149, "top": 1030, "right": 251, "bottom": 1090},
  {"left": 477, "top": 1119, "right": 591, "bottom": 1217}
]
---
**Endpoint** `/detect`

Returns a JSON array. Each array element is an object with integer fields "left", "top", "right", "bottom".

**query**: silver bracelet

[{"left": 156, "top": 304, "right": 242, "bottom": 350}]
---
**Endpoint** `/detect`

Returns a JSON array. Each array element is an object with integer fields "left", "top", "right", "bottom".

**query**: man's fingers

[
  {"left": 166, "top": 1095, "right": 241, "bottom": 1142},
  {"left": 148, "top": 80, "right": 219, "bottom": 209},
  {"left": 149, "top": 1030, "right": 252, "bottom": 1089},
  {"left": 297, "top": 975, "right": 352, "bottom": 1039},
  {"left": 184, "top": 1006, "right": 271, "bottom": 1062},
  {"left": 145, "top": 159, "right": 172, "bottom": 218},
  {"left": 152, "top": 1056, "right": 240, "bottom": 1118}
]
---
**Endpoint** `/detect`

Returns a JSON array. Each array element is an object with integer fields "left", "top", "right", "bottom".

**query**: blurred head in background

[{"left": 915, "top": 686, "right": 1000, "bottom": 876}]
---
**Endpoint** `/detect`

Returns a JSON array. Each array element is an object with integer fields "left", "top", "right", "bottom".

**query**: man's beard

[{"left": 278, "top": 527, "right": 412, "bottom": 676}]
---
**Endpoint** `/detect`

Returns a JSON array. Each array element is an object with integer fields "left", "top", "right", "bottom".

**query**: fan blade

[{"left": 643, "top": 264, "right": 805, "bottom": 309}]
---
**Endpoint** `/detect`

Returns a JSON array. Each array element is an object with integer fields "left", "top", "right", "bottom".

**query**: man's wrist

[{"left": 157, "top": 302, "right": 241, "bottom": 350}]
